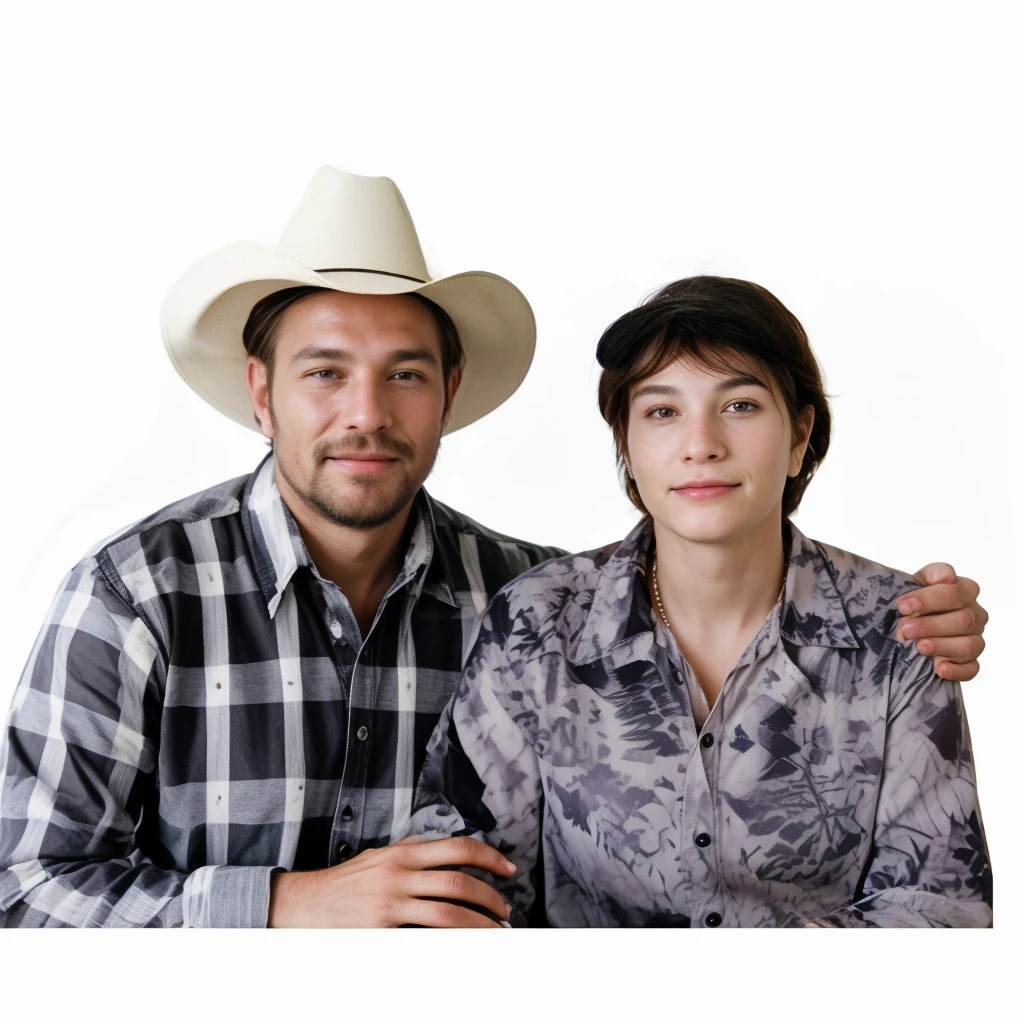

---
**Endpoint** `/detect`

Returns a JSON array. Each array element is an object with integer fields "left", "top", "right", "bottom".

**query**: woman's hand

[{"left": 897, "top": 564, "right": 988, "bottom": 681}]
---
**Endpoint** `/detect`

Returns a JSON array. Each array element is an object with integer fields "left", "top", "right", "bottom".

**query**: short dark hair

[
  {"left": 241, "top": 286, "right": 465, "bottom": 385},
  {"left": 596, "top": 275, "right": 831, "bottom": 519}
]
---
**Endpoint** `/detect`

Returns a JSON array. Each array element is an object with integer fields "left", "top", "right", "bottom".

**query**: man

[{"left": 0, "top": 168, "right": 989, "bottom": 927}]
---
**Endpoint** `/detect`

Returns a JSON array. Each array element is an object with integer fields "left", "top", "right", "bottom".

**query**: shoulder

[
  {"left": 426, "top": 494, "right": 567, "bottom": 591},
  {"left": 805, "top": 535, "right": 921, "bottom": 645},
  {"left": 82, "top": 473, "right": 250, "bottom": 602},
  {"left": 478, "top": 537, "right": 625, "bottom": 644}
]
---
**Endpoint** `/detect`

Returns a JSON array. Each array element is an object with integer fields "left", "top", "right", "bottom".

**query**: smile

[{"left": 325, "top": 456, "right": 400, "bottom": 474}]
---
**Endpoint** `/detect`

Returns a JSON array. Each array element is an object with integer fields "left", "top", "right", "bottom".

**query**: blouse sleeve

[
  {"left": 410, "top": 593, "right": 545, "bottom": 925},
  {"left": 810, "top": 649, "right": 992, "bottom": 927}
]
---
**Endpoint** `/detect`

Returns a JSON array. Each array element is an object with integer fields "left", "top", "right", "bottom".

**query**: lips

[
  {"left": 325, "top": 454, "right": 400, "bottom": 474},
  {"left": 672, "top": 480, "right": 741, "bottom": 500}
]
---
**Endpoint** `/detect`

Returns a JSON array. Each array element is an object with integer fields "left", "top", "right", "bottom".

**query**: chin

[{"left": 655, "top": 508, "right": 750, "bottom": 546}]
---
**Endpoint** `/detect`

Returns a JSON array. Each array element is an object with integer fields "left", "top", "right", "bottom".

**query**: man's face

[{"left": 247, "top": 290, "right": 459, "bottom": 530}]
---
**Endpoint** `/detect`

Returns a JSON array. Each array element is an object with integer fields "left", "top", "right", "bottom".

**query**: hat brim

[{"left": 161, "top": 241, "right": 536, "bottom": 435}]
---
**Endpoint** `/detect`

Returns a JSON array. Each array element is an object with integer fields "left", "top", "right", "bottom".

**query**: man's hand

[
  {"left": 267, "top": 835, "right": 515, "bottom": 928},
  {"left": 897, "top": 564, "right": 988, "bottom": 682}
]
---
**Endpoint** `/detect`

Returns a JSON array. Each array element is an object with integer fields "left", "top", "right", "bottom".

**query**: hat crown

[{"left": 276, "top": 166, "right": 430, "bottom": 282}]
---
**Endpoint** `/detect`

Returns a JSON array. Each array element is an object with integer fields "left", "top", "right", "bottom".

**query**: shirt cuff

[{"left": 182, "top": 865, "right": 279, "bottom": 928}]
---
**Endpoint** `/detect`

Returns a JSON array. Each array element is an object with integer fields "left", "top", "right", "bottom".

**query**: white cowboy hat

[{"left": 161, "top": 166, "right": 535, "bottom": 434}]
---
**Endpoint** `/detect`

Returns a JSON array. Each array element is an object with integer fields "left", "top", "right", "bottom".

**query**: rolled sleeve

[{"left": 183, "top": 865, "right": 280, "bottom": 928}]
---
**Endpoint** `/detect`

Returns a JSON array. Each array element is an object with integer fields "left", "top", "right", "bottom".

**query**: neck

[
  {"left": 275, "top": 467, "right": 412, "bottom": 636},
  {"left": 652, "top": 512, "right": 786, "bottom": 644}
]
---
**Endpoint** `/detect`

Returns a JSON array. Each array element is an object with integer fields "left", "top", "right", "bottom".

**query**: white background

[{"left": 0, "top": 0, "right": 1018, "bottom": 1017}]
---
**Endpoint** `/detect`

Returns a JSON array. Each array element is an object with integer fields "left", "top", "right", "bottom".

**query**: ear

[
  {"left": 788, "top": 405, "right": 815, "bottom": 477},
  {"left": 247, "top": 356, "right": 275, "bottom": 439},
  {"left": 440, "top": 367, "right": 463, "bottom": 430}
]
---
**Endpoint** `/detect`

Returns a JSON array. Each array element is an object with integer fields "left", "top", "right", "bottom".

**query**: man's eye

[
  {"left": 391, "top": 371, "right": 422, "bottom": 381},
  {"left": 311, "top": 369, "right": 338, "bottom": 380}
]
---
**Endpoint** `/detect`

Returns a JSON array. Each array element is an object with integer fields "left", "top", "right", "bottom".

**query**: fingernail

[
  {"left": 504, "top": 901, "right": 513, "bottom": 919},
  {"left": 503, "top": 859, "right": 516, "bottom": 873},
  {"left": 901, "top": 622, "right": 918, "bottom": 639},
  {"left": 917, "top": 639, "right": 935, "bottom": 655},
  {"left": 899, "top": 598, "right": 921, "bottom": 614}
]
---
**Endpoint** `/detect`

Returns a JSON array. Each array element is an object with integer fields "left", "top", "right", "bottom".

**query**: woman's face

[{"left": 624, "top": 351, "right": 813, "bottom": 546}]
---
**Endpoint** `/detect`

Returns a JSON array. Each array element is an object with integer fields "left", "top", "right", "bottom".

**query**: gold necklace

[{"left": 650, "top": 556, "right": 788, "bottom": 633}]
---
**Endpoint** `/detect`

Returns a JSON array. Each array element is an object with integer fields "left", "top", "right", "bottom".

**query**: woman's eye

[
  {"left": 648, "top": 406, "right": 675, "bottom": 419},
  {"left": 726, "top": 401, "right": 757, "bottom": 413}
]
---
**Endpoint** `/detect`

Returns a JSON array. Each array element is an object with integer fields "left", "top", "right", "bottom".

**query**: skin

[
  {"left": 625, "top": 352, "right": 987, "bottom": 700},
  {"left": 248, "top": 290, "right": 514, "bottom": 927}
]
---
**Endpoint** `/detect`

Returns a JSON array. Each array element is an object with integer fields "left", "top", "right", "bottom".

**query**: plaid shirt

[{"left": 0, "top": 454, "right": 562, "bottom": 927}]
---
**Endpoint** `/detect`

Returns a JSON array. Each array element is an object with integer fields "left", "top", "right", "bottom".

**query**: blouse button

[
  {"left": 701, "top": 733, "right": 715, "bottom": 749},
  {"left": 705, "top": 912, "right": 722, "bottom": 928},
  {"left": 695, "top": 832, "right": 711, "bottom": 848},
  {"left": 356, "top": 725, "right": 369, "bottom": 741}
]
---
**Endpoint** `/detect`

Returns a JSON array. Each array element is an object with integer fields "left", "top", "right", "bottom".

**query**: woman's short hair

[{"left": 596, "top": 275, "right": 832, "bottom": 519}]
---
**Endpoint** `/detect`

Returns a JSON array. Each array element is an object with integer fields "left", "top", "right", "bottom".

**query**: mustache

[{"left": 313, "top": 434, "right": 415, "bottom": 462}]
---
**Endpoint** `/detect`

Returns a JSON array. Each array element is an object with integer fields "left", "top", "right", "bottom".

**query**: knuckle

[
  {"left": 958, "top": 608, "right": 975, "bottom": 632},
  {"left": 446, "top": 836, "right": 474, "bottom": 860},
  {"left": 374, "top": 865, "right": 403, "bottom": 891},
  {"left": 438, "top": 870, "right": 470, "bottom": 895},
  {"left": 430, "top": 900, "right": 460, "bottom": 927}
]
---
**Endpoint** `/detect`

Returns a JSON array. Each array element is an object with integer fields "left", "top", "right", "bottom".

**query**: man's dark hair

[
  {"left": 242, "top": 285, "right": 466, "bottom": 386},
  {"left": 596, "top": 275, "right": 832, "bottom": 519}
]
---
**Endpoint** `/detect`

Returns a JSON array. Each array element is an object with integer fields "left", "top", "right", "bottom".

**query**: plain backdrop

[{"left": 0, "top": 0, "right": 1018, "bottom": 1017}]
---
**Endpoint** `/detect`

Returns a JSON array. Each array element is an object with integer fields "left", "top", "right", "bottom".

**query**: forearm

[
  {"left": 825, "top": 656, "right": 994, "bottom": 929},
  {"left": 810, "top": 889, "right": 991, "bottom": 928},
  {"left": 0, "top": 856, "right": 278, "bottom": 927}
]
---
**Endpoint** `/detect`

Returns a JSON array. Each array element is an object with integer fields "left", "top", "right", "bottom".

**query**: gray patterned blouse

[{"left": 410, "top": 520, "right": 992, "bottom": 927}]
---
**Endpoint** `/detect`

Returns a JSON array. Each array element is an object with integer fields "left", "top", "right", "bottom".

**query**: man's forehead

[{"left": 276, "top": 289, "right": 441, "bottom": 354}]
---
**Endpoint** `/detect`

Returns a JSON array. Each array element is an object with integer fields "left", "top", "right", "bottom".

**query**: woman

[{"left": 410, "top": 276, "right": 992, "bottom": 927}]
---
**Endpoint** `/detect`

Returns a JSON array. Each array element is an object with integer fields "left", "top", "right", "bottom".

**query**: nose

[
  {"left": 340, "top": 374, "right": 393, "bottom": 434},
  {"left": 681, "top": 410, "right": 727, "bottom": 462}
]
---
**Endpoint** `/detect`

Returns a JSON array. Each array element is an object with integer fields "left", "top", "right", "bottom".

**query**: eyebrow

[
  {"left": 290, "top": 345, "right": 439, "bottom": 367},
  {"left": 632, "top": 374, "right": 769, "bottom": 401}
]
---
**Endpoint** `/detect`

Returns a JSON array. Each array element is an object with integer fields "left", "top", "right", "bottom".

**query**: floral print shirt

[{"left": 410, "top": 520, "right": 992, "bottom": 927}]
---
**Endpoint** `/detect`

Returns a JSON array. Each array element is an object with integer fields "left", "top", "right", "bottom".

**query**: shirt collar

[
  {"left": 568, "top": 517, "right": 859, "bottom": 665},
  {"left": 241, "top": 453, "right": 457, "bottom": 617}
]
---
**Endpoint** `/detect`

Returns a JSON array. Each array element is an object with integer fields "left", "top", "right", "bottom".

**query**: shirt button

[
  {"left": 701, "top": 733, "right": 715, "bottom": 749},
  {"left": 695, "top": 832, "right": 711, "bottom": 848},
  {"left": 341, "top": 805, "right": 354, "bottom": 822},
  {"left": 335, "top": 841, "right": 352, "bottom": 861},
  {"left": 330, "top": 620, "right": 342, "bottom": 638},
  {"left": 356, "top": 725, "right": 369, "bottom": 741},
  {"left": 705, "top": 912, "right": 722, "bottom": 928}
]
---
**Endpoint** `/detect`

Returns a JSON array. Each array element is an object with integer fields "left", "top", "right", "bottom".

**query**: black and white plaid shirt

[{"left": 0, "top": 454, "right": 563, "bottom": 927}]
